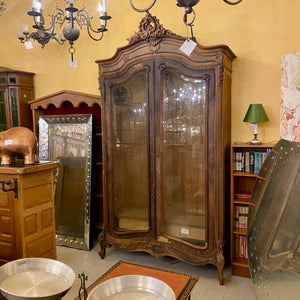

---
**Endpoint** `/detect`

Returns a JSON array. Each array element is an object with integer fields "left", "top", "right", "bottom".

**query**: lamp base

[
  {"left": 250, "top": 139, "right": 261, "bottom": 145},
  {"left": 250, "top": 133, "right": 261, "bottom": 145}
]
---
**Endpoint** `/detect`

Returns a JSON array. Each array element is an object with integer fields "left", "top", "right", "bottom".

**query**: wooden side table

[{"left": 0, "top": 162, "right": 58, "bottom": 266}]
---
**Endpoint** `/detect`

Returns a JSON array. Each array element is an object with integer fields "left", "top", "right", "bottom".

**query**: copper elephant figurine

[{"left": 0, "top": 127, "right": 39, "bottom": 165}]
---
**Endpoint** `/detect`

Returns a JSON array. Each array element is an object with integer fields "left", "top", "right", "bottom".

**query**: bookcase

[{"left": 231, "top": 143, "right": 274, "bottom": 277}]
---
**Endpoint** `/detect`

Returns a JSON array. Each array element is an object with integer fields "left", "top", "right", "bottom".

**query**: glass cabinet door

[
  {"left": 111, "top": 71, "right": 150, "bottom": 232},
  {"left": 0, "top": 90, "right": 7, "bottom": 131},
  {"left": 162, "top": 69, "right": 207, "bottom": 246},
  {"left": 9, "top": 87, "right": 19, "bottom": 127}
]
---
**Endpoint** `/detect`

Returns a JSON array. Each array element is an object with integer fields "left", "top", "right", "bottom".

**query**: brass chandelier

[{"left": 18, "top": 0, "right": 111, "bottom": 64}]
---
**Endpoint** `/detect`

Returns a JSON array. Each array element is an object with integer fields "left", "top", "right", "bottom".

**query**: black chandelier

[
  {"left": 17, "top": 0, "right": 111, "bottom": 64},
  {"left": 177, "top": 0, "right": 243, "bottom": 28},
  {"left": 0, "top": 1, "right": 6, "bottom": 15},
  {"left": 129, "top": 0, "right": 243, "bottom": 43},
  {"left": 130, "top": 0, "right": 243, "bottom": 15}
]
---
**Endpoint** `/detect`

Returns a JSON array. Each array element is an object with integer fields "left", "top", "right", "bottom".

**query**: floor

[{"left": 57, "top": 242, "right": 258, "bottom": 300}]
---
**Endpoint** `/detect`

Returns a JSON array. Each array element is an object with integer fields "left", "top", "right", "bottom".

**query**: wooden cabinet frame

[
  {"left": 29, "top": 90, "right": 104, "bottom": 245},
  {"left": 0, "top": 67, "right": 35, "bottom": 131}
]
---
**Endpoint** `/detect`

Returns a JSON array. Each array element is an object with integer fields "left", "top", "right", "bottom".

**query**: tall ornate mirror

[{"left": 39, "top": 114, "right": 93, "bottom": 250}]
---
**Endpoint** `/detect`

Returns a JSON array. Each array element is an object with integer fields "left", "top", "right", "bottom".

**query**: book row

[
  {"left": 233, "top": 149, "right": 272, "bottom": 173},
  {"left": 234, "top": 205, "right": 249, "bottom": 230},
  {"left": 235, "top": 235, "right": 248, "bottom": 259}
]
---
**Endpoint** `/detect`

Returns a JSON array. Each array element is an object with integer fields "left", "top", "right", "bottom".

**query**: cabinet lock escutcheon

[{"left": 0, "top": 178, "right": 18, "bottom": 199}]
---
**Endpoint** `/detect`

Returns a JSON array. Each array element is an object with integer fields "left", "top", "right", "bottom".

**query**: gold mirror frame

[{"left": 39, "top": 114, "right": 93, "bottom": 250}]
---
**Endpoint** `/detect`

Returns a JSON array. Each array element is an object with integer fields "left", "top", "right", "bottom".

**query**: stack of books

[
  {"left": 233, "top": 149, "right": 271, "bottom": 173},
  {"left": 234, "top": 205, "right": 249, "bottom": 231},
  {"left": 235, "top": 235, "right": 248, "bottom": 259}
]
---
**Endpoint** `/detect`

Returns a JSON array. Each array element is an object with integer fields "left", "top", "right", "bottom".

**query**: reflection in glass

[
  {"left": 0, "top": 91, "right": 7, "bottom": 131},
  {"left": 39, "top": 114, "right": 93, "bottom": 250},
  {"left": 162, "top": 70, "right": 206, "bottom": 246},
  {"left": 112, "top": 72, "right": 149, "bottom": 232}
]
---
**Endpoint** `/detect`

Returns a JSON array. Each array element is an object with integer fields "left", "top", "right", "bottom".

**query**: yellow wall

[{"left": 0, "top": 0, "right": 298, "bottom": 143}]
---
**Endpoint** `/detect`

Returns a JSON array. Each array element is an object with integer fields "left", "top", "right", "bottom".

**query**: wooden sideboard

[{"left": 0, "top": 162, "right": 58, "bottom": 265}]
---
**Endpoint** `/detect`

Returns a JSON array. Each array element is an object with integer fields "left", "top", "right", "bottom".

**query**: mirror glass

[{"left": 39, "top": 114, "right": 93, "bottom": 250}]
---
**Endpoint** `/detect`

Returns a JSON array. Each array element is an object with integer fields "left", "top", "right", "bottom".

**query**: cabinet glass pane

[
  {"left": 9, "top": 88, "right": 19, "bottom": 127},
  {"left": 0, "top": 91, "right": 7, "bottom": 131},
  {"left": 162, "top": 69, "right": 206, "bottom": 246},
  {"left": 112, "top": 72, "right": 149, "bottom": 232}
]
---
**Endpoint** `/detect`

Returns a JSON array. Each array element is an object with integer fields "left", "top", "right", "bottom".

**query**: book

[
  {"left": 236, "top": 235, "right": 248, "bottom": 258},
  {"left": 245, "top": 152, "right": 250, "bottom": 172},
  {"left": 254, "top": 152, "right": 260, "bottom": 173},
  {"left": 241, "top": 152, "right": 245, "bottom": 172},
  {"left": 235, "top": 152, "right": 242, "bottom": 171},
  {"left": 249, "top": 151, "right": 255, "bottom": 173},
  {"left": 235, "top": 204, "right": 249, "bottom": 230}
]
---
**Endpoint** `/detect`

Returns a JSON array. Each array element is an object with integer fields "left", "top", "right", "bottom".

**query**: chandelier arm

[
  {"left": 76, "top": 9, "right": 90, "bottom": 29},
  {"left": 36, "top": 7, "right": 65, "bottom": 32},
  {"left": 51, "top": 35, "right": 65, "bottom": 45},
  {"left": 86, "top": 26, "right": 105, "bottom": 41},
  {"left": 29, "top": 31, "right": 51, "bottom": 48},
  {"left": 77, "top": 9, "right": 107, "bottom": 34},
  {"left": 0, "top": 1, "right": 6, "bottom": 16},
  {"left": 223, "top": 0, "right": 243, "bottom": 5},
  {"left": 130, "top": 0, "right": 157, "bottom": 12}
]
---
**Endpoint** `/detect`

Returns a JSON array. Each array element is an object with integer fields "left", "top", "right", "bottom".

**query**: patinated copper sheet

[{"left": 248, "top": 139, "right": 300, "bottom": 299}]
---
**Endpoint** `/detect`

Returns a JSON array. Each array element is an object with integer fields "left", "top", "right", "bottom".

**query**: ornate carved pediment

[{"left": 127, "top": 12, "right": 178, "bottom": 52}]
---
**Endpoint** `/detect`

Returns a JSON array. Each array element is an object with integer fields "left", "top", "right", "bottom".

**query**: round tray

[
  {"left": 87, "top": 275, "right": 176, "bottom": 300},
  {"left": 0, "top": 258, "right": 75, "bottom": 300}
]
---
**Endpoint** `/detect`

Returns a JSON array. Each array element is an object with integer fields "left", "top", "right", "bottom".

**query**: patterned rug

[{"left": 76, "top": 260, "right": 199, "bottom": 300}]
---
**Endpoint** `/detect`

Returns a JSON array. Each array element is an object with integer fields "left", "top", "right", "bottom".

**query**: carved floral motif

[{"left": 127, "top": 12, "right": 177, "bottom": 53}]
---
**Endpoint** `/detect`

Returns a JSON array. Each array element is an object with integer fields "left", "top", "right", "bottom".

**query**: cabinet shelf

[
  {"left": 233, "top": 171, "right": 258, "bottom": 177},
  {"left": 232, "top": 257, "right": 249, "bottom": 267},
  {"left": 233, "top": 228, "right": 248, "bottom": 235},
  {"left": 234, "top": 200, "right": 252, "bottom": 206}
]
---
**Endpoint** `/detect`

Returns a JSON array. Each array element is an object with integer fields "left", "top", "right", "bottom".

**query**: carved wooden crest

[{"left": 127, "top": 12, "right": 178, "bottom": 52}]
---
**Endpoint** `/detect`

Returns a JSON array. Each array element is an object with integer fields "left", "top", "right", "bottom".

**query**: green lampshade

[{"left": 243, "top": 104, "right": 269, "bottom": 123}]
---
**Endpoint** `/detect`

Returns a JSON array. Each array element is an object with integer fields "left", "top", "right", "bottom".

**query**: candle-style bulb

[
  {"left": 98, "top": 3, "right": 103, "bottom": 14},
  {"left": 21, "top": 24, "right": 31, "bottom": 35},
  {"left": 103, "top": 0, "right": 107, "bottom": 13}
]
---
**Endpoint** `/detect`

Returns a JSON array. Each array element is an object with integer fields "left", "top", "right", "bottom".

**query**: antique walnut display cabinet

[
  {"left": 97, "top": 13, "right": 235, "bottom": 284},
  {"left": 0, "top": 67, "right": 35, "bottom": 131}
]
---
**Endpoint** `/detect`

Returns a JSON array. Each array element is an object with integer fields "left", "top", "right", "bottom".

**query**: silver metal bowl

[
  {"left": 0, "top": 258, "right": 75, "bottom": 300},
  {"left": 87, "top": 275, "right": 176, "bottom": 300}
]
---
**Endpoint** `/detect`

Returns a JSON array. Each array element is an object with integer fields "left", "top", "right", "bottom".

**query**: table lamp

[{"left": 243, "top": 103, "right": 269, "bottom": 144}]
